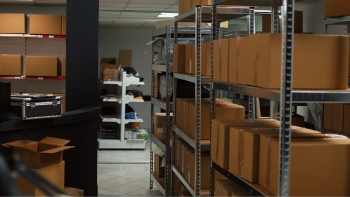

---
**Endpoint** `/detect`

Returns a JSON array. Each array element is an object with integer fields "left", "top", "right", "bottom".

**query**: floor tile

[
  {"left": 126, "top": 188, "right": 163, "bottom": 196},
  {"left": 98, "top": 189, "right": 125, "bottom": 196}
]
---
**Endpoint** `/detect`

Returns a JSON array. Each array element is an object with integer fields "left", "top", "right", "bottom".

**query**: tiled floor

[{"left": 97, "top": 142, "right": 163, "bottom": 196}]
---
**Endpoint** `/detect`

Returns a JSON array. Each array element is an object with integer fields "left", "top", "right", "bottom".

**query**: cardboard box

[
  {"left": 292, "top": 114, "right": 305, "bottom": 127},
  {"left": 324, "top": 103, "right": 343, "bottom": 133},
  {"left": 103, "top": 68, "right": 118, "bottom": 81},
  {"left": 237, "top": 35, "right": 258, "bottom": 86},
  {"left": 183, "top": 145, "right": 194, "bottom": 182},
  {"left": 205, "top": 42, "right": 212, "bottom": 76},
  {"left": 64, "top": 187, "right": 84, "bottom": 197},
  {"left": 119, "top": 49, "right": 132, "bottom": 67},
  {"left": 185, "top": 44, "right": 194, "bottom": 74},
  {"left": 0, "top": 55, "right": 22, "bottom": 76},
  {"left": 257, "top": 34, "right": 349, "bottom": 89},
  {"left": 61, "top": 56, "right": 66, "bottom": 76},
  {"left": 201, "top": 0, "right": 212, "bottom": 5},
  {"left": 213, "top": 39, "right": 220, "bottom": 82},
  {"left": 61, "top": 15, "right": 66, "bottom": 35},
  {"left": 183, "top": 0, "right": 192, "bottom": 13},
  {"left": 0, "top": 13, "right": 25, "bottom": 34},
  {"left": 201, "top": 42, "right": 208, "bottom": 76},
  {"left": 325, "top": 0, "right": 350, "bottom": 17},
  {"left": 54, "top": 93, "right": 66, "bottom": 112},
  {"left": 259, "top": 135, "right": 350, "bottom": 196},
  {"left": 100, "top": 58, "right": 117, "bottom": 79},
  {"left": 220, "top": 38, "right": 230, "bottom": 82},
  {"left": 153, "top": 73, "right": 161, "bottom": 99},
  {"left": 17, "top": 161, "right": 65, "bottom": 196},
  {"left": 178, "top": 0, "right": 184, "bottom": 15},
  {"left": 3, "top": 137, "right": 74, "bottom": 169},
  {"left": 188, "top": 151, "right": 210, "bottom": 189},
  {"left": 343, "top": 104, "right": 350, "bottom": 136},
  {"left": 29, "top": 14, "right": 62, "bottom": 35},
  {"left": 154, "top": 113, "right": 173, "bottom": 143},
  {"left": 173, "top": 44, "right": 186, "bottom": 73},
  {"left": 228, "top": 37, "right": 238, "bottom": 84},
  {"left": 154, "top": 154, "right": 165, "bottom": 178},
  {"left": 262, "top": 11, "right": 303, "bottom": 33},
  {"left": 190, "top": 43, "right": 196, "bottom": 75},
  {"left": 221, "top": 181, "right": 250, "bottom": 196},
  {"left": 192, "top": 0, "right": 201, "bottom": 7},
  {"left": 25, "top": 56, "right": 58, "bottom": 77}
]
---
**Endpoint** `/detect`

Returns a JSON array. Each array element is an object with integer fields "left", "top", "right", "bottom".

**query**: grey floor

[{"left": 97, "top": 141, "right": 163, "bottom": 196}]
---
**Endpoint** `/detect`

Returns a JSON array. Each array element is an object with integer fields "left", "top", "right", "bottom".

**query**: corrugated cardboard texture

[
  {"left": 172, "top": 44, "right": 186, "bottom": 73},
  {"left": 0, "top": 55, "right": 22, "bottom": 76},
  {"left": 190, "top": 43, "right": 196, "bottom": 75},
  {"left": 61, "top": 15, "right": 66, "bottom": 35},
  {"left": 26, "top": 56, "right": 58, "bottom": 77},
  {"left": 213, "top": 40, "right": 220, "bottom": 82},
  {"left": 119, "top": 50, "right": 132, "bottom": 67},
  {"left": 237, "top": 36, "right": 249, "bottom": 85},
  {"left": 29, "top": 14, "right": 62, "bottom": 35},
  {"left": 325, "top": 0, "right": 350, "bottom": 17},
  {"left": 228, "top": 37, "right": 238, "bottom": 84},
  {"left": 220, "top": 38, "right": 229, "bottom": 82},
  {"left": 17, "top": 161, "right": 65, "bottom": 196},
  {"left": 324, "top": 103, "right": 343, "bottom": 133},
  {"left": 0, "top": 13, "right": 25, "bottom": 34},
  {"left": 61, "top": 56, "right": 66, "bottom": 76},
  {"left": 259, "top": 136, "right": 350, "bottom": 196}
]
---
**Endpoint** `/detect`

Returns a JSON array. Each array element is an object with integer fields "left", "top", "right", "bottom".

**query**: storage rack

[
  {"left": 98, "top": 71, "right": 146, "bottom": 149},
  {"left": 211, "top": 0, "right": 350, "bottom": 196}
]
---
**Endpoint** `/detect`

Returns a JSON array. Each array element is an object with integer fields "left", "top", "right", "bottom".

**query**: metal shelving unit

[
  {"left": 151, "top": 97, "right": 168, "bottom": 111},
  {"left": 98, "top": 71, "right": 146, "bottom": 150}
]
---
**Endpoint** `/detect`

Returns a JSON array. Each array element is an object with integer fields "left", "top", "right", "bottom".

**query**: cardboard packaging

[
  {"left": 201, "top": 0, "right": 212, "bottom": 5},
  {"left": 324, "top": 103, "right": 343, "bottom": 133},
  {"left": 61, "top": 15, "right": 66, "bottom": 35},
  {"left": 3, "top": 137, "right": 74, "bottom": 169},
  {"left": 205, "top": 41, "right": 212, "bottom": 76},
  {"left": 188, "top": 151, "right": 210, "bottom": 189},
  {"left": 182, "top": 0, "right": 192, "bottom": 14},
  {"left": 190, "top": 43, "right": 196, "bottom": 75},
  {"left": 100, "top": 58, "right": 117, "bottom": 79},
  {"left": 259, "top": 135, "right": 350, "bottom": 196},
  {"left": 173, "top": 44, "right": 186, "bottom": 73},
  {"left": 261, "top": 11, "right": 303, "bottom": 33},
  {"left": 343, "top": 104, "right": 350, "bottom": 136},
  {"left": 54, "top": 93, "right": 66, "bottom": 112},
  {"left": 213, "top": 39, "right": 220, "bottom": 82},
  {"left": 154, "top": 154, "right": 165, "bottom": 178},
  {"left": 228, "top": 37, "right": 238, "bottom": 84},
  {"left": 178, "top": 0, "right": 184, "bottom": 15},
  {"left": 201, "top": 42, "right": 208, "bottom": 76},
  {"left": 153, "top": 113, "right": 173, "bottom": 143},
  {"left": 119, "top": 49, "right": 132, "bottom": 67},
  {"left": 220, "top": 38, "right": 230, "bottom": 82},
  {"left": 240, "top": 35, "right": 259, "bottom": 86},
  {"left": 64, "top": 187, "right": 84, "bottom": 197},
  {"left": 192, "top": 0, "right": 201, "bottom": 7},
  {"left": 0, "top": 55, "right": 22, "bottom": 76},
  {"left": 215, "top": 178, "right": 249, "bottom": 196},
  {"left": 0, "top": 13, "right": 25, "bottom": 34},
  {"left": 257, "top": 34, "right": 349, "bottom": 89},
  {"left": 25, "top": 56, "right": 58, "bottom": 77},
  {"left": 185, "top": 44, "right": 193, "bottom": 74},
  {"left": 61, "top": 56, "right": 66, "bottom": 76},
  {"left": 103, "top": 68, "right": 119, "bottom": 81},
  {"left": 325, "top": 0, "right": 350, "bottom": 17},
  {"left": 29, "top": 14, "right": 62, "bottom": 35},
  {"left": 153, "top": 73, "right": 161, "bottom": 99},
  {"left": 17, "top": 161, "right": 65, "bottom": 196},
  {"left": 236, "top": 36, "right": 249, "bottom": 85}
]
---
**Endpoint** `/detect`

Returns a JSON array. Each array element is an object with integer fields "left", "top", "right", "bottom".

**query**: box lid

[
  {"left": 2, "top": 140, "right": 37, "bottom": 148},
  {"left": 39, "top": 136, "right": 69, "bottom": 146},
  {"left": 41, "top": 145, "right": 75, "bottom": 153}
]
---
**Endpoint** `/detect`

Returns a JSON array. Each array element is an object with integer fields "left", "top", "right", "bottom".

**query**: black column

[{"left": 66, "top": 0, "right": 99, "bottom": 111}]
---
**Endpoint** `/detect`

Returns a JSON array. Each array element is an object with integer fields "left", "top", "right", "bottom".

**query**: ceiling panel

[
  {"left": 126, "top": 3, "right": 171, "bottom": 8},
  {"left": 99, "top": 11, "right": 122, "bottom": 16},
  {"left": 99, "top": 3, "right": 127, "bottom": 8},
  {"left": 123, "top": 7, "right": 165, "bottom": 11},
  {"left": 120, "top": 12, "right": 159, "bottom": 18}
]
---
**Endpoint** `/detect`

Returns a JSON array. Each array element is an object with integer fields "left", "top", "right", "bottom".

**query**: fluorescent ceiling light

[{"left": 157, "top": 12, "right": 178, "bottom": 18}]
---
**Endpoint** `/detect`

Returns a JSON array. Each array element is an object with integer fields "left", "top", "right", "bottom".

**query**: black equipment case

[{"left": 11, "top": 94, "right": 63, "bottom": 120}]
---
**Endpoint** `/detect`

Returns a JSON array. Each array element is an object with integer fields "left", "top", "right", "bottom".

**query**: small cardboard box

[
  {"left": 172, "top": 44, "right": 186, "bottom": 73},
  {"left": 153, "top": 112, "right": 173, "bottom": 143},
  {"left": 29, "top": 14, "right": 62, "bottom": 35},
  {"left": 61, "top": 15, "right": 66, "bottom": 35},
  {"left": 119, "top": 49, "right": 132, "bottom": 67},
  {"left": 25, "top": 56, "right": 58, "bottom": 77},
  {"left": 61, "top": 56, "right": 66, "bottom": 76},
  {"left": 324, "top": 103, "right": 343, "bottom": 133},
  {"left": 154, "top": 154, "right": 165, "bottom": 178},
  {"left": 185, "top": 44, "right": 193, "bottom": 74},
  {"left": 0, "top": 13, "right": 25, "bottom": 34},
  {"left": 102, "top": 68, "right": 119, "bottom": 81},
  {"left": 237, "top": 35, "right": 258, "bottom": 86},
  {"left": 0, "top": 55, "right": 22, "bottom": 76},
  {"left": 3, "top": 137, "right": 74, "bottom": 169},
  {"left": 17, "top": 161, "right": 65, "bottom": 196},
  {"left": 325, "top": 0, "right": 350, "bottom": 17}
]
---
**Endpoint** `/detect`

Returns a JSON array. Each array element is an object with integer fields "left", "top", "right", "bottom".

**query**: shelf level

[
  {"left": 0, "top": 34, "right": 66, "bottom": 38},
  {"left": 173, "top": 73, "right": 211, "bottom": 84},
  {"left": 101, "top": 117, "right": 143, "bottom": 124},
  {"left": 213, "top": 0, "right": 282, "bottom": 6},
  {"left": 325, "top": 16, "right": 350, "bottom": 25},
  {"left": 152, "top": 26, "right": 211, "bottom": 37},
  {"left": 172, "top": 165, "right": 209, "bottom": 196},
  {"left": 151, "top": 133, "right": 166, "bottom": 152},
  {"left": 212, "top": 161, "right": 271, "bottom": 197},
  {"left": 0, "top": 76, "right": 66, "bottom": 80},
  {"left": 151, "top": 173, "right": 165, "bottom": 195},
  {"left": 173, "top": 126, "right": 210, "bottom": 150},
  {"left": 214, "top": 82, "right": 350, "bottom": 103},
  {"left": 102, "top": 80, "right": 145, "bottom": 86},
  {"left": 152, "top": 64, "right": 168, "bottom": 72},
  {"left": 102, "top": 97, "right": 144, "bottom": 104},
  {"left": 98, "top": 139, "right": 146, "bottom": 149},
  {"left": 151, "top": 97, "right": 172, "bottom": 110}
]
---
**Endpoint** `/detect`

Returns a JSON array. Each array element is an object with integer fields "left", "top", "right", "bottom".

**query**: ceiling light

[{"left": 157, "top": 12, "right": 178, "bottom": 18}]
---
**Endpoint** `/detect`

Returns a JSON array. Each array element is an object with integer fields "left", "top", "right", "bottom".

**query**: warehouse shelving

[
  {"left": 151, "top": 97, "right": 168, "bottom": 111},
  {"left": 0, "top": 76, "right": 66, "bottom": 80},
  {"left": 0, "top": 34, "right": 66, "bottom": 39},
  {"left": 173, "top": 126, "right": 210, "bottom": 151},
  {"left": 98, "top": 71, "right": 146, "bottom": 150},
  {"left": 173, "top": 73, "right": 211, "bottom": 84},
  {"left": 152, "top": 64, "right": 170, "bottom": 72},
  {"left": 151, "top": 173, "right": 165, "bottom": 196}
]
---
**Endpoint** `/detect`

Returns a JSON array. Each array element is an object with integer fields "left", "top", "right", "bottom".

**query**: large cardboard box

[
  {"left": 154, "top": 154, "right": 165, "bottom": 178},
  {"left": 185, "top": 44, "right": 194, "bottom": 74},
  {"left": 325, "top": 0, "right": 350, "bottom": 17},
  {"left": 324, "top": 103, "right": 343, "bottom": 133},
  {"left": 205, "top": 41, "right": 212, "bottom": 76},
  {"left": 172, "top": 44, "right": 186, "bottom": 73},
  {"left": 183, "top": 0, "right": 192, "bottom": 13},
  {"left": 17, "top": 161, "right": 65, "bottom": 196},
  {"left": 61, "top": 56, "right": 66, "bottom": 76},
  {"left": 25, "top": 56, "right": 58, "bottom": 77},
  {"left": 0, "top": 13, "right": 25, "bottom": 34},
  {"left": 61, "top": 15, "right": 66, "bottom": 35},
  {"left": 183, "top": 145, "right": 194, "bottom": 182},
  {"left": 261, "top": 11, "right": 303, "bottom": 33},
  {"left": 190, "top": 43, "right": 196, "bottom": 75},
  {"left": 3, "top": 137, "right": 74, "bottom": 169},
  {"left": 257, "top": 34, "right": 349, "bottom": 89},
  {"left": 188, "top": 151, "right": 210, "bottom": 189},
  {"left": 153, "top": 113, "right": 173, "bottom": 143},
  {"left": 213, "top": 39, "right": 220, "bottom": 82},
  {"left": 119, "top": 49, "right": 132, "bottom": 67},
  {"left": 192, "top": 0, "right": 201, "bottom": 7},
  {"left": 236, "top": 36, "right": 249, "bottom": 85},
  {"left": 343, "top": 104, "right": 350, "bottom": 136},
  {"left": 228, "top": 37, "right": 238, "bottom": 84},
  {"left": 201, "top": 0, "right": 212, "bottom": 5},
  {"left": 201, "top": 42, "right": 208, "bottom": 76},
  {"left": 259, "top": 135, "right": 350, "bottom": 196},
  {"left": 0, "top": 55, "right": 22, "bottom": 76},
  {"left": 29, "top": 14, "right": 62, "bottom": 35},
  {"left": 220, "top": 38, "right": 230, "bottom": 82}
]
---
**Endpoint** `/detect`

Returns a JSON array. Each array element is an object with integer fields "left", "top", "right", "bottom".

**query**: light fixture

[{"left": 157, "top": 12, "right": 178, "bottom": 18}]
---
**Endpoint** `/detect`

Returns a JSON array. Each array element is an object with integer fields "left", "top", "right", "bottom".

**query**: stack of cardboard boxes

[
  {"left": 100, "top": 58, "right": 118, "bottom": 81},
  {"left": 178, "top": 0, "right": 212, "bottom": 14}
]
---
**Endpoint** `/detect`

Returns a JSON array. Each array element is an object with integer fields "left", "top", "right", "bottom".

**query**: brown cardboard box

[
  {"left": 343, "top": 105, "right": 350, "bottom": 136},
  {"left": 201, "top": 0, "right": 212, "bottom": 5},
  {"left": 257, "top": 34, "right": 349, "bottom": 89},
  {"left": 185, "top": 44, "right": 193, "bottom": 74},
  {"left": 173, "top": 44, "right": 186, "bottom": 73},
  {"left": 176, "top": 98, "right": 183, "bottom": 130},
  {"left": 17, "top": 161, "right": 65, "bottom": 196},
  {"left": 188, "top": 151, "right": 210, "bottom": 189},
  {"left": 228, "top": 37, "right": 238, "bottom": 84},
  {"left": 215, "top": 179, "right": 231, "bottom": 196},
  {"left": 205, "top": 41, "right": 212, "bottom": 76},
  {"left": 324, "top": 103, "right": 343, "bottom": 133},
  {"left": 201, "top": 42, "right": 208, "bottom": 76},
  {"left": 178, "top": 0, "right": 184, "bottom": 15},
  {"left": 3, "top": 137, "right": 74, "bottom": 169},
  {"left": 26, "top": 56, "right": 58, "bottom": 77},
  {"left": 61, "top": 56, "right": 66, "bottom": 76},
  {"left": 213, "top": 39, "right": 220, "bottom": 82},
  {"left": 103, "top": 68, "right": 119, "bottom": 81},
  {"left": 154, "top": 154, "right": 165, "bottom": 178},
  {"left": 259, "top": 135, "right": 350, "bottom": 196},
  {"left": 29, "top": 14, "right": 62, "bottom": 35},
  {"left": 262, "top": 11, "right": 303, "bottom": 33},
  {"left": 183, "top": 145, "right": 194, "bottom": 182},
  {"left": 154, "top": 113, "right": 173, "bottom": 143},
  {"left": 0, "top": 55, "right": 22, "bottom": 76},
  {"left": 238, "top": 35, "right": 258, "bottom": 86},
  {"left": 100, "top": 58, "right": 117, "bottom": 79},
  {"left": 190, "top": 43, "right": 196, "bottom": 75},
  {"left": 54, "top": 93, "right": 66, "bottom": 112},
  {"left": 325, "top": 0, "right": 350, "bottom": 17},
  {"left": 292, "top": 114, "right": 305, "bottom": 127},
  {"left": 183, "top": 0, "right": 192, "bottom": 13},
  {"left": 61, "top": 15, "right": 66, "bottom": 35},
  {"left": 64, "top": 187, "right": 84, "bottom": 197},
  {"left": 220, "top": 38, "right": 230, "bottom": 82},
  {"left": 119, "top": 49, "right": 132, "bottom": 67},
  {"left": 182, "top": 98, "right": 195, "bottom": 134},
  {"left": 0, "top": 13, "right": 25, "bottom": 34},
  {"left": 192, "top": 0, "right": 201, "bottom": 7},
  {"left": 236, "top": 36, "right": 249, "bottom": 85},
  {"left": 153, "top": 73, "right": 161, "bottom": 99}
]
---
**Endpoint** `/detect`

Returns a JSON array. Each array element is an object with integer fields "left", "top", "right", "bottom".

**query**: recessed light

[{"left": 157, "top": 12, "right": 178, "bottom": 18}]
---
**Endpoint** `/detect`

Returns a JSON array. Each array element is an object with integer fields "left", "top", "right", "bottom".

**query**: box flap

[
  {"left": 40, "top": 146, "right": 75, "bottom": 153},
  {"left": 39, "top": 137, "right": 70, "bottom": 146},
  {"left": 2, "top": 140, "right": 37, "bottom": 148}
]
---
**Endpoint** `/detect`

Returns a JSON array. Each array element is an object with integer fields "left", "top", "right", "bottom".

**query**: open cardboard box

[{"left": 3, "top": 137, "right": 74, "bottom": 169}]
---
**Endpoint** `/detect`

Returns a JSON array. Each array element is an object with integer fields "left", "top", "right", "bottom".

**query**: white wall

[{"left": 99, "top": 27, "right": 153, "bottom": 129}]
